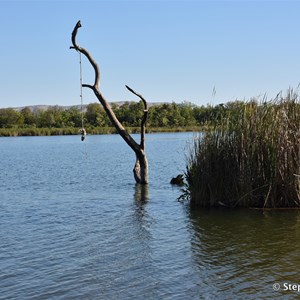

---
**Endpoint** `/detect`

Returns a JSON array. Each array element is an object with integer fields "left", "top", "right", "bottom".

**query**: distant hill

[
  {"left": 8, "top": 101, "right": 167, "bottom": 112},
  {"left": 12, "top": 104, "right": 85, "bottom": 113}
]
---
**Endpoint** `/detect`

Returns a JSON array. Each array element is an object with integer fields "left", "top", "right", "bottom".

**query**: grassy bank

[
  {"left": 0, "top": 126, "right": 200, "bottom": 137},
  {"left": 185, "top": 91, "right": 300, "bottom": 208},
  {"left": 0, "top": 127, "right": 80, "bottom": 137}
]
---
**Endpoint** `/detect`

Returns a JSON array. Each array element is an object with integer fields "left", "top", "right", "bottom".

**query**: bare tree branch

[
  {"left": 126, "top": 85, "right": 148, "bottom": 150},
  {"left": 70, "top": 20, "right": 100, "bottom": 89},
  {"left": 70, "top": 20, "right": 149, "bottom": 183}
]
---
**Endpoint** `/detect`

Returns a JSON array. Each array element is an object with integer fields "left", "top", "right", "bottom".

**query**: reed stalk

[{"left": 185, "top": 90, "right": 300, "bottom": 208}]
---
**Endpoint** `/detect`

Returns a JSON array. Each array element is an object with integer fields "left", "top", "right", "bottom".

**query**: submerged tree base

[{"left": 185, "top": 90, "right": 300, "bottom": 208}]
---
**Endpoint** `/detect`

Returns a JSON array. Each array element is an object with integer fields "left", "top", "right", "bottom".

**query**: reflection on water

[
  {"left": 133, "top": 184, "right": 151, "bottom": 240},
  {"left": 1, "top": 134, "right": 300, "bottom": 299},
  {"left": 134, "top": 183, "right": 149, "bottom": 203},
  {"left": 188, "top": 209, "right": 300, "bottom": 299}
]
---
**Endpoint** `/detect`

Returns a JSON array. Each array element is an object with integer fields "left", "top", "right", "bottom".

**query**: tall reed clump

[{"left": 185, "top": 90, "right": 300, "bottom": 208}]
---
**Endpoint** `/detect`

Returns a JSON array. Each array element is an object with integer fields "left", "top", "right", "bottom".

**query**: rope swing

[{"left": 78, "top": 51, "right": 86, "bottom": 141}]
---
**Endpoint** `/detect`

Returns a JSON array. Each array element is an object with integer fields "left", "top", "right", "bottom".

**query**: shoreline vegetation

[
  {"left": 184, "top": 90, "right": 300, "bottom": 209},
  {"left": 0, "top": 125, "right": 200, "bottom": 137},
  {"left": 0, "top": 101, "right": 226, "bottom": 137}
]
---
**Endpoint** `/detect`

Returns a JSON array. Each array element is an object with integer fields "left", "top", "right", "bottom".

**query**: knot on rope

[{"left": 80, "top": 128, "right": 86, "bottom": 141}]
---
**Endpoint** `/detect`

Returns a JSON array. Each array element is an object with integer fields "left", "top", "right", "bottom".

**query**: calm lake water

[{"left": 1, "top": 132, "right": 300, "bottom": 299}]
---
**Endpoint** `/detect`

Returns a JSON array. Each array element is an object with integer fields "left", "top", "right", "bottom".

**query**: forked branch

[
  {"left": 126, "top": 85, "right": 148, "bottom": 150},
  {"left": 70, "top": 20, "right": 149, "bottom": 183}
]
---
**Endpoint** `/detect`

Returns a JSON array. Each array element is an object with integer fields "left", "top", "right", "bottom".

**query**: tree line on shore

[{"left": 0, "top": 100, "right": 239, "bottom": 136}]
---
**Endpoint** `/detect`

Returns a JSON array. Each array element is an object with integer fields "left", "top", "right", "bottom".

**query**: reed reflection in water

[{"left": 188, "top": 209, "right": 300, "bottom": 299}]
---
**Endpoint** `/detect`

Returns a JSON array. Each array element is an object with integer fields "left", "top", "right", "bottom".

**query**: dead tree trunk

[{"left": 70, "top": 20, "right": 148, "bottom": 184}]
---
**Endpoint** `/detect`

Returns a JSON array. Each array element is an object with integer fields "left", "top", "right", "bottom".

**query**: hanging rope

[{"left": 78, "top": 51, "right": 86, "bottom": 141}]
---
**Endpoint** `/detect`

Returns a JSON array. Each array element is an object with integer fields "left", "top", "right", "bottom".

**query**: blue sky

[{"left": 1, "top": 0, "right": 300, "bottom": 108}]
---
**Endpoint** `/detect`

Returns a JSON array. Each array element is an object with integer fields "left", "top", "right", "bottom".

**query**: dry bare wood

[{"left": 70, "top": 20, "right": 148, "bottom": 184}]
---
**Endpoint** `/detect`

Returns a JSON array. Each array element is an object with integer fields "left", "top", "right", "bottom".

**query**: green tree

[
  {"left": 0, "top": 108, "right": 24, "bottom": 128},
  {"left": 36, "top": 108, "right": 60, "bottom": 128},
  {"left": 61, "top": 107, "right": 82, "bottom": 127},
  {"left": 21, "top": 107, "right": 35, "bottom": 126},
  {"left": 85, "top": 103, "right": 103, "bottom": 126}
]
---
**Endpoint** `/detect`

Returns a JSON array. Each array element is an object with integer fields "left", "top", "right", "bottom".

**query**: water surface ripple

[{"left": 0, "top": 133, "right": 299, "bottom": 299}]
